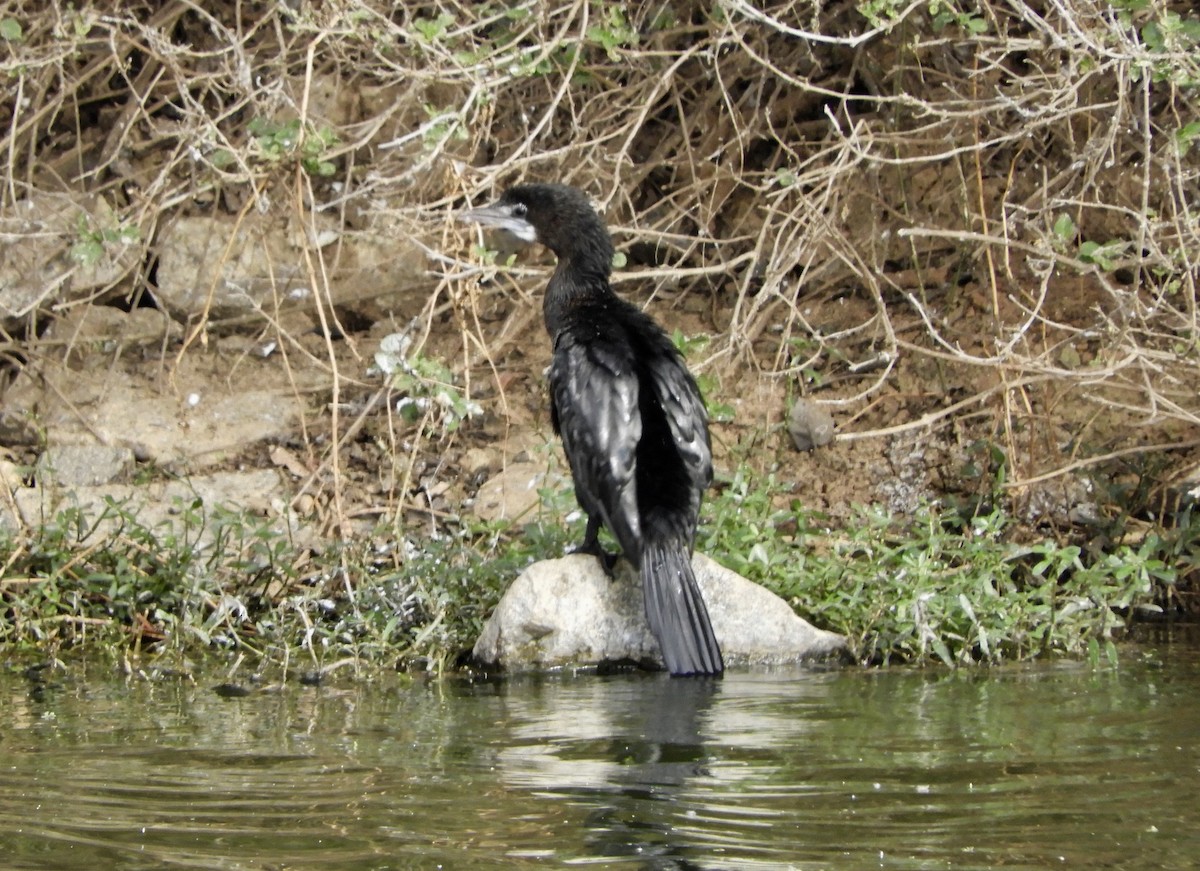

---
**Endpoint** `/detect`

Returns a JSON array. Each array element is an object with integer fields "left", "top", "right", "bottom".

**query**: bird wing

[
  {"left": 549, "top": 331, "right": 642, "bottom": 553},
  {"left": 644, "top": 343, "right": 713, "bottom": 494}
]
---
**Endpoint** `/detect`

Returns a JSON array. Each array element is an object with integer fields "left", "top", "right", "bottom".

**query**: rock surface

[
  {"left": 473, "top": 552, "right": 847, "bottom": 672},
  {"left": 0, "top": 192, "right": 141, "bottom": 325},
  {"left": 36, "top": 444, "right": 135, "bottom": 488},
  {"left": 1, "top": 313, "right": 305, "bottom": 468},
  {"left": 153, "top": 212, "right": 431, "bottom": 320},
  {"left": 154, "top": 215, "right": 308, "bottom": 319},
  {"left": 8, "top": 469, "right": 302, "bottom": 550},
  {"left": 473, "top": 461, "right": 564, "bottom": 522}
]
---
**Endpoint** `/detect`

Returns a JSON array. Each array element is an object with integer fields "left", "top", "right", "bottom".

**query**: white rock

[{"left": 473, "top": 552, "right": 846, "bottom": 672}]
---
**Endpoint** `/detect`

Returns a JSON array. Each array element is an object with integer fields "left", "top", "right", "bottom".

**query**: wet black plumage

[{"left": 460, "top": 183, "right": 723, "bottom": 677}]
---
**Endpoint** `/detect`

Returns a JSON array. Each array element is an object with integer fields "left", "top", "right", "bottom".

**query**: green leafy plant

[
  {"left": 231, "top": 117, "right": 341, "bottom": 176},
  {"left": 1113, "top": 1, "right": 1200, "bottom": 85},
  {"left": 375, "top": 332, "right": 481, "bottom": 432},
  {"left": 1050, "top": 213, "right": 1127, "bottom": 272},
  {"left": 1175, "top": 121, "right": 1200, "bottom": 155},
  {"left": 857, "top": 0, "right": 908, "bottom": 29},
  {"left": 421, "top": 104, "right": 468, "bottom": 151},
  {"left": 928, "top": 0, "right": 987, "bottom": 33},
  {"left": 698, "top": 468, "right": 1173, "bottom": 666},
  {"left": 1, "top": 462, "right": 1186, "bottom": 671},
  {"left": 1, "top": 17, "right": 23, "bottom": 41},
  {"left": 787, "top": 336, "right": 831, "bottom": 388},
  {"left": 1077, "top": 239, "right": 1126, "bottom": 272},
  {"left": 1052, "top": 212, "right": 1077, "bottom": 246},
  {"left": 586, "top": 4, "right": 637, "bottom": 60},
  {"left": 0, "top": 495, "right": 289, "bottom": 652},
  {"left": 412, "top": 12, "right": 454, "bottom": 43},
  {"left": 69, "top": 213, "right": 140, "bottom": 267},
  {"left": 857, "top": 0, "right": 986, "bottom": 33}
]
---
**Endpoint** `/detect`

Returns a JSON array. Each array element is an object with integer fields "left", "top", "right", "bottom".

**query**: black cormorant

[{"left": 460, "top": 183, "right": 723, "bottom": 676}]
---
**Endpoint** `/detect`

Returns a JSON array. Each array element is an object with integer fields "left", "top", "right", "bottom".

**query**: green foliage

[
  {"left": 586, "top": 4, "right": 637, "bottom": 60},
  {"left": 857, "top": 0, "right": 905, "bottom": 29},
  {"left": 786, "top": 336, "right": 831, "bottom": 388},
  {"left": 421, "top": 104, "right": 467, "bottom": 151},
  {"left": 1112, "top": 0, "right": 1200, "bottom": 85},
  {"left": 221, "top": 116, "right": 341, "bottom": 176},
  {"left": 698, "top": 469, "right": 1175, "bottom": 666},
  {"left": 1077, "top": 240, "right": 1126, "bottom": 272},
  {"left": 0, "top": 479, "right": 575, "bottom": 670},
  {"left": 69, "top": 212, "right": 140, "bottom": 267},
  {"left": 1052, "top": 212, "right": 1077, "bottom": 245},
  {"left": 0, "top": 17, "right": 23, "bottom": 41},
  {"left": 412, "top": 12, "right": 454, "bottom": 43},
  {"left": 857, "top": 0, "right": 986, "bottom": 33},
  {"left": 0, "top": 495, "right": 294, "bottom": 652},
  {"left": 1, "top": 464, "right": 1186, "bottom": 671},
  {"left": 378, "top": 515, "right": 578, "bottom": 668},
  {"left": 1050, "top": 213, "right": 1127, "bottom": 272},
  {"left": 375, "top": 332, "right": 481, "bottom": 432},
  {"left": 928, "top": 0, "right": 987, "bottom": 34},
  {"left": 774, "top": 168, "right": 798, "bottom": 188},
  {"left": 1176, "top": 121, "right": 1200, "bottom": 155}
]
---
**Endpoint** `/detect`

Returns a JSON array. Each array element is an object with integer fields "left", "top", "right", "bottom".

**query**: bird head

[{"left": 458, "top": 183, "right": 613, "bottom": 272}]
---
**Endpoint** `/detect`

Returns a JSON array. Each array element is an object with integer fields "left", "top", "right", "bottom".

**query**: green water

[{"left": 1, "top": 635, "right": 1198, "bottom": 869}]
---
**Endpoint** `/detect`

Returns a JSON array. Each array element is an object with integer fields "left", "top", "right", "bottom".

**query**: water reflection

[
  {"left": 0, "top": 644, "right": 1198, "bottom": 869},
  {"left": 496, "top": 674, "right": 722, "bottom": 866}
]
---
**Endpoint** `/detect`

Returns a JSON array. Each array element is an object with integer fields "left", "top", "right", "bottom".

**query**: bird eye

[{"left": 511, "top": 202, "right": 528, "bottom": 218}]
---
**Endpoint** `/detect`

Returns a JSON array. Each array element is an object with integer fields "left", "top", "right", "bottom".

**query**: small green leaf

[
  {"left": 1141, "top": 21, "right": 1164, "bottom": 52},
  {"left": 70, "top": 239, "right": 104, "bottom": 266},
  {"left": 413, "top": 13, "right": 453, "bottom": 43},
  {"left": 611, "top": 251, "right": 627, "bottom": 269},
  {"left": 1058, "top": 344, "right": 1081, "bottom": 370},
  {"left": 931, "top": 636, "right": 955, "bottom": 667},
  {"left": 0, "top": 17, "right": 23, "bottom": 41},
  {"left": 1077, "top": 240, "right": 1119, "bottom": 271},
  {"left": 1176, "top": 121, "right": 1200, "bottom": 154},
  {"left": 1053, "top": 213, "right": 1076, "bottom": 242},
  {"left": 707, "top": 401, "right": 736, "bottom": 423}
]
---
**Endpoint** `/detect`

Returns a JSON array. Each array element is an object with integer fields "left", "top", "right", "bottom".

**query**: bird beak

[{"left": 457, "top": 202, "right": 538, "bottom": 243}]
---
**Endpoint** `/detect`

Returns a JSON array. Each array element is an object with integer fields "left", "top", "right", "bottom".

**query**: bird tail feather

[{"left": 641, "top": 539, "right": 724, "bottom": 676}]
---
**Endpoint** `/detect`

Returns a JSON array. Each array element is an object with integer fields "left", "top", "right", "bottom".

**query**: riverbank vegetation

[{"left": 0, "top": 466, "right": 1191, "bottom": 669}]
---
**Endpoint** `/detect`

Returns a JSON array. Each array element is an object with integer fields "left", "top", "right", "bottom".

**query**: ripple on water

[{"left": 0, "top": 646, "right": 1198, "bottom": 870}]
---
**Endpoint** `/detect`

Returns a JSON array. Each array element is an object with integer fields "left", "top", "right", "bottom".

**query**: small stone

[
  {"left": 788, "top": 398, "right": 835, "bottom": 451},
  {"left": 36, "top": 444, "right": 135, "bottom": 488},
  {"left": 474, "top": 462, "right": 556, "bottom": 522},
  {"left": 462, "top": 447, "right": 498, "bottom": 476}
]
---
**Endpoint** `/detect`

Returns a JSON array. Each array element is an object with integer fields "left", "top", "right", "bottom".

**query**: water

[{"left": 2, "top": 635, "right": 1198, "bottom": 870}]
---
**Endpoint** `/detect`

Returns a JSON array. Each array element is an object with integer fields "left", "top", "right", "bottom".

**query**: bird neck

[{"left": 543, "top": 256, "right": 615, "bottom": 336}]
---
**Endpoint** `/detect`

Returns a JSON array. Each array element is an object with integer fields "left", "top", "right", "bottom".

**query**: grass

[
  {"left": 699, "top": 469, "right": 1184, "bottom": 667},
  {"left": 1, "top": 469, "right": 1188, "bottom": 672}
]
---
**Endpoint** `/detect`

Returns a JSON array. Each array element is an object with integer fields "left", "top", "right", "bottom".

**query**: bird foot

[{"left": 570, "top": 540, "right": 620, "bottom": 578}]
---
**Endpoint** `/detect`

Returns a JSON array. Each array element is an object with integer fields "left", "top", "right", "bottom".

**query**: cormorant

[{"left": 460, "top": 183, "right": 723, "bottom": 676}]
